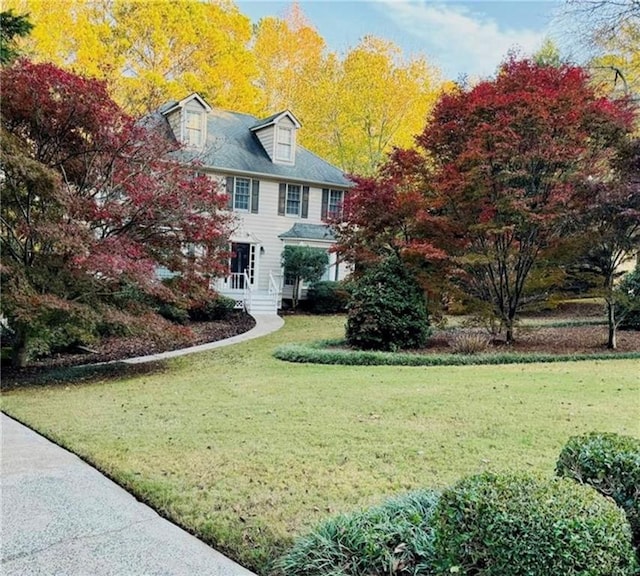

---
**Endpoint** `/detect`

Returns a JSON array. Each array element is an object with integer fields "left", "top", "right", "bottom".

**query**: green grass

[{"left": 2, "top": 314, "right": 639, "bottom": 573}]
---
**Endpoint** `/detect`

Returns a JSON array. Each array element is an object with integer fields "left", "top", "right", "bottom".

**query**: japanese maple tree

[
  {"left": 0, "top": 60, "right": 233, "bottom": 366},
  {"left": 417, "top": 58, "right": 635, "bottom": 342},
  {"left": 576, "top": 137, "right": 640, "bottom": 348}
]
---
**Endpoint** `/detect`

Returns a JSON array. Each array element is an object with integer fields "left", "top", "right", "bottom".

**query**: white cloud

[{"left": 377, "top": 0, "right": 548, "bottom": 79}]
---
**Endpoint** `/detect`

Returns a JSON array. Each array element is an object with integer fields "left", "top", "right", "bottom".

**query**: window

[
  {"left": 328, "top": 190, "right": 343, "bottom": 217},
  {"left": 278, "top": 183, "right": 308, "bottom": 218},
  {"left": 286, "top": 184, "right": 301, "bottom": 216},
  {"left": 226, "top": 176, "right": 259, "bottom": 213},
  {"left": 322, "top": 189, "right": 345, "bottom": 221},
  {"left": 185, "top": 110, "right": 204, "bottom": 147},
  {"left": 234, "top": 178, "right": 251, "bottom": 211},
  {"left": 276, "top": 126, "right": 293, "bottom": 162}
]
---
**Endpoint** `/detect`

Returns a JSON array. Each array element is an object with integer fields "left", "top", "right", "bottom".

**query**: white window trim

[
  {"left": 285, "top": 183, "right": 302, "bottom": 217},
  {"left": 328, "top": 189, "right": 344, "bottom": 219},
  {"left": 275, "top": 125, "right": 294, "bottom": 163},
  {"left": 233, "top": 177, "right": 251, "bottom": 212},
  {"left": 184, "top": 109, "right": 205, "bottom": 148}
]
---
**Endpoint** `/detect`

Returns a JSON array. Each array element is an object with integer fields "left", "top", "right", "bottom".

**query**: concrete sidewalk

[
  {"left": 1, "top": 415, "right": 258, "bottom": 575},
  {"left": 1, "top": 314, "right": 285, "bottom": 575}
]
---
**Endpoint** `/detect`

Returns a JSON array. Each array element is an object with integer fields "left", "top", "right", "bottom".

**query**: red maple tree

[
  {"left": 417, "top": 58, "right": 635, "bottom": 342},
  {"left": 338, "top": 58, "right": 635, "bottom": 343},
  {"left": 1, "top": 60, "right": 233, "bottom": 366}
]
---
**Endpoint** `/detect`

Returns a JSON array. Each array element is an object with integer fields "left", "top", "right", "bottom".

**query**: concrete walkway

[
  {"left": 1, "top": 313, "right": 285, "bottom": 575},
  {"left": 121, "top": 314, "right": 284, "bottom": 364}
]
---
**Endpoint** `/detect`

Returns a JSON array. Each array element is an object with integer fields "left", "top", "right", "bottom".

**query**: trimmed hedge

[
  {"left": 432, "top": 472, "right": 638, "bottom": 576},
  {"left": 273, "top": 341, "right": 640, "bottom": 367},
  {"left": 556, "top": 432, "right": 640, "bottom": 549},
  {"left": 275, "top": 490, "right": 440, "bottom": 576}
]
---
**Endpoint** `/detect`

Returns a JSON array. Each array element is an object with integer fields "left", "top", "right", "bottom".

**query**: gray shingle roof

[
  {"left": 168, "top": 108, "right": 350, "bottom": 188},
  {"left": 278, "top": 223, "right": 335, "bottom": 241}
]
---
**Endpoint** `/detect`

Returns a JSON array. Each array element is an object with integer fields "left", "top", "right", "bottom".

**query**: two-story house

[{"left": 158, "top": 93, "right": 351, "bottom": 314}]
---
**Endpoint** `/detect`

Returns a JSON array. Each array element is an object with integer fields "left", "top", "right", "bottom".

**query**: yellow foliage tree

[
  {"left": 8, "top": 0, "right": 448, "bottom": 175},
  {"left": 254, "top": 5, "right": 447, "bottom": 176},
  {"left": 5, "top": 0, "right": 260, "bottom": 115},
  {"left": 328, "top": 36, "right": 447, "bottom": 175},
  {"left": 590, "top": 23, "right": 640, "bottom": 98}
]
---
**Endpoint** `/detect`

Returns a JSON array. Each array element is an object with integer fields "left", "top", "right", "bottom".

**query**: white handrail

[
  {"left": 269, "top": 270, "right": 283, "bottom": 309},
  {"left": 242, "top": 270, "right": 252, "bottom": 312}
]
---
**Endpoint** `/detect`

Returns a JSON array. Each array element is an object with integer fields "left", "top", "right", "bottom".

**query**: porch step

[
  {"left": 219, "top": 290, "right": 279, "bottom": 315},
  {"left": 247, "top": 292, "right": 279, "bottom": 315}
]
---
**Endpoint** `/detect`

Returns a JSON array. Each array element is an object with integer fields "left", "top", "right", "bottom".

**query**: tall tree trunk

[
  {"left": 292, "top": 277, "right": 300, "bottom": 311},
  {"left": 505, "top": 318, "right": 514, "bottom": 344},
  {"left": 11, "top": 327, "right": 28, "bottom": 368},
  {"left": 505, "top": 308, "right": 516, "bottom": 344},
  {"left": 607, "top": 298, "right": 617, "bottom": 350}
]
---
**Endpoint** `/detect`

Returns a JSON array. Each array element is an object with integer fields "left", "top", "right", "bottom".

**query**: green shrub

[
  {"left": 556, "top": 432, "right": 640, "bottom": 550},
  {"left": 305, "top": 281, "right": 351, "bottom": 314},
  {"left": 617, "top": 266, "right": 640, "bottom": 330},
  {"left": 432, "top": 472, "right": 637, "bottom": 576},
  {"left": 346, "top": 257, "right": 431, "bottom": 351},
  {"left": 189, "top": 294, "right": 236, "bottom": 321},
  {"left": 26, "top": 304, "right": 99, "bottom": 359},
  {"left": 156, "top": 301, "right": 190, "bottom": 325},
  {"left": 275, "top": 490, "right": 439, "bottom": 576}
]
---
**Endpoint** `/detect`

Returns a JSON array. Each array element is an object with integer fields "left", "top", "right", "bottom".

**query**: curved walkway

[
  {"left": 122, "top": 313, "right": 285, "bottom": 364},
  {"left": 1, "top": 313, "right": 285, "bottom": 575}
]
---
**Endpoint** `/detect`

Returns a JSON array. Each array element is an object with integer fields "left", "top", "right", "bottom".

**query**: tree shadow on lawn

[{"left": 1, "top": 360, "right": 169, "bottom": 390}]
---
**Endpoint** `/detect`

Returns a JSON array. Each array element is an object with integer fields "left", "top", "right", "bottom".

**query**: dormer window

[
  {"left": 185, "top": 109, "right": 204, "bottom": 147},
  {"left": 250, "top": 110, "right": 301, "bottom": 165},
  {"left": 276, "top": 126, "right": 294, "bottom": 163}
]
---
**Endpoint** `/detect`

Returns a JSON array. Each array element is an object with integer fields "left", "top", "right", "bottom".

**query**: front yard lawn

[{"left": 2, "top": 315, "right": 639, "bottom": 573}]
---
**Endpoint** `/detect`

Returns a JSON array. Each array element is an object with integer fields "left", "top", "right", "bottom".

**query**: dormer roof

[
  {"left": 250, "top": 110, "right": 301, "bottom": 132},
  {"left": 159, "top": 93, "right": 212, "bottom": 116}
]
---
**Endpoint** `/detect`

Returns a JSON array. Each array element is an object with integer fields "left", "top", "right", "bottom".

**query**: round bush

[
  {"left": 305, "top": 281, "right": 351, "bottom": 314},
  {"left": 275, "top": 490, "right": 440, "bottom": 576},
  {"left": 346, "top": 257, "right": 431, "bottom": 351},
  {"left": 556, "top": 432, "right": 640, "bottom": 550},
  {"left": 617, "top": 265, "right": 640, "bottom": 330},
  {"left": 432, "top": 472, "right": 637, "bottom": 576}
]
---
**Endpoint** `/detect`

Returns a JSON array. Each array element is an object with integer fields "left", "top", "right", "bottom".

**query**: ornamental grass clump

[
  {"left": 432, "top": 472, "right": 638, "bottom": 576},
  {"left": 447, "top": 330, "right": 491, "bottom": 355},
  {"left": 556, "top": 432, "right": 640, "bottom": 550},
  {"left": 275, "top": 490, "right": 440, "bottom": 576}
]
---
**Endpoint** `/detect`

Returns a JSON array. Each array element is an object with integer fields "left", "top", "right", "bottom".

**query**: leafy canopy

[{"left": 0, "top": 60, "right": 233, "bottom": 366}]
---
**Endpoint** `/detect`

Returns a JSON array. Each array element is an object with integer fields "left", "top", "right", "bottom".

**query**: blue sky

[{"left": 236, "top": 0, "right": 565, "bottom": 80}]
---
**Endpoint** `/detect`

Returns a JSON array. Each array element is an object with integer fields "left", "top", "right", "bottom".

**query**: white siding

[
  {"left": 167, "top": 110, "right": 181, "bottom": 140},
  {"left": 212, "top": 173, "right": 349, "bottom": 291},
  {"left": 254, "top": 126, "right": 275, "bottom": 161}
]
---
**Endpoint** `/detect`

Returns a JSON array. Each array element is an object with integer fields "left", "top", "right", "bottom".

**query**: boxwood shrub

[
  {"left": 275, "top": 490, "right": 440, "bottom": 576},
  {"left": 305, "top": 281, "right": 351, "bottom": 314},
  {"left": 346, "top": 257, "right": 430, "bottom": 351},
  {"left": 556, "top": 432, "right": 640, "bottom": 550},
  {"left": 432, "top": 472, "right": 637, "bottom": 576}
]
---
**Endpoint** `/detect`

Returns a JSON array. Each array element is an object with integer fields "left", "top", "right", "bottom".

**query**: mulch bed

[
  {"left": 423, "top": 324, "right": 640, "bottom": 355},
  {"left": 2, "top": 312, "right": 255, "bottom": 385}
]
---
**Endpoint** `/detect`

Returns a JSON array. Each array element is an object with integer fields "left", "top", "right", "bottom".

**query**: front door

[{"left": 231, "top": 242, "right": 251, "bottom": 289}]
